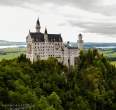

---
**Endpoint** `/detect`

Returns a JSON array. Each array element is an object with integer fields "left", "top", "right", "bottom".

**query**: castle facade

[{"left": 26, "top": 18, "right": 84, "bottom": 66}]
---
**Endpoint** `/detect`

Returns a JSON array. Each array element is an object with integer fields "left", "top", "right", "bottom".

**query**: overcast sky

[{"left": 0, "top": 0, "right": 116, "bottom": 43}]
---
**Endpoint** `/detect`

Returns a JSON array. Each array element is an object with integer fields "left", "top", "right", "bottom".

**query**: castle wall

[
  {"left": 26, "top": 39, "right": 64, "bottom": 62},
  {"left": 63, "top": 47, "right": 80, "bottom": 66},
  {"left": 26, "top": 19, "right": 84, "bottom": 66},
  {"left": 26, "top": 34, "right": 81, "bottom": 66}
]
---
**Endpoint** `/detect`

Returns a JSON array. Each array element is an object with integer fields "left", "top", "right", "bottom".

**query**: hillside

[
  {"left": 0, "top": 40, "right": 26, "bottom": 46},
  {"left": 0, "top": 50, "right": 116, "bottom": 110},
  {"left": 67, "top": 42, "right": 116, "bottom": 49},
  {"left": 0, "top": 40, "right": 116, "bottom": 48}
]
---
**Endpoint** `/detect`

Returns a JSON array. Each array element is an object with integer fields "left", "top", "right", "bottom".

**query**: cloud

[
  {"left": 1, "top": 0, "right": 116, "bottom": 40},
  {"left": 0, "top": 0, "right": 116, "bottom": 16},
  {"left": 0, "top": 0, "right": 98, "bottom": 9},
  {"left": 0, "top": 0, "right": 25, "bottom": 6},
  {"left": 68, "top": 19, "right": 116, "bottom": 35}
]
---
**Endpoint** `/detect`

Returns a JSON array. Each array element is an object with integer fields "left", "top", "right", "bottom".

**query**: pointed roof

[
  {"left": 44, "top": 27, "right": 48, "bottom": 34},
  {"left": 28, "top": 30, "right": 31, "bottom": 36},
  {"left": 29, "top": 30, "right": 31, "bottom": 33},
  {"left": 36, "top": 17, "right": 40, "bottom": 26}
]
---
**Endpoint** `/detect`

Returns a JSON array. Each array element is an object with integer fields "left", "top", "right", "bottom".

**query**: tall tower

[
  {"left": 77, "top": 33, "right": 84, "bottom": 49},
  {"left": 36, "top": 18, "right": 41, "bottom": 32},
  {"left": 44, "top": 27, "right": 48, "bottom": 42}
]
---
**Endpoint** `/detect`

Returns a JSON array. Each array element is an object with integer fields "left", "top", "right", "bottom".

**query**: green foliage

[
  {"left": 36, "top": 92, "right": 63, "bottom": 110},
  {"left": 0, "top": 49, "right": 116, "bottom": 110}
]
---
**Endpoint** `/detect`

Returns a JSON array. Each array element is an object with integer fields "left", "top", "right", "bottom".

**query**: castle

[{"left": 26, "top": 18, "right": 84, "bottom": 66}]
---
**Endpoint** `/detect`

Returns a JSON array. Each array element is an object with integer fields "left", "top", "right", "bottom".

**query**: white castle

[{"left": 26, "top": 18, "right": 84, "bottom": 66}]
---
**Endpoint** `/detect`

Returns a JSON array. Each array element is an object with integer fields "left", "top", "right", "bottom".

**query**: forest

[{"left": 0, "top": 49, "right": 116, "bottom": 110}]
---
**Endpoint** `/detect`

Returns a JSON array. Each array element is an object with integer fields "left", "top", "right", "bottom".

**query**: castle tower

[
  {"left": 77, "top": 33, "right": 84, "bottom": 49},
  {"left": 36, "top": 18, "right": 41, "bottom": 32},
  {"left": 44, "top": 27, "right": 48, "bottom": 42}
]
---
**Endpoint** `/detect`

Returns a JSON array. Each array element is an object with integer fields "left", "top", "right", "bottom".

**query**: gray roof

[
  {"left": 30, "top": 32, "right": 62, "bottom": 42},
  {"left": 37, "top": 18, "right": 40, "bottom": 26}
]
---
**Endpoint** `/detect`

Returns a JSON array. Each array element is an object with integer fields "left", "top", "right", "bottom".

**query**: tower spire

[
  {"left": 44, "top": 27, "right": 48, "bottom": 34},
  {"left": 44, "top": 27, "right": 48, "bottom": 42},
  {"left": 37, "top": 17, "right": 40, "bottom": 26},
  {"left": 36, "top": 17, "right": 41, "bottom": 33}
]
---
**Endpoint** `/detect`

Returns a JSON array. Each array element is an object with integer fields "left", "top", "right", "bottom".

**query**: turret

[
  {"left": 36, "top": 18, "right": 41, "bottom": 32},
  {"left": 29, "top": 30, "right": 31, "bottom": 36},
  {"left": 77, "top": 33, "right": 84, "bottom": 49},
  {"left": 44, "top": 27, "right": 48, "bottom": 42}
]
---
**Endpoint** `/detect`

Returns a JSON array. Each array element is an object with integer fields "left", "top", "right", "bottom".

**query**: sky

[{"left": 0, "top": 0, "right": 116, "bottom": 43}]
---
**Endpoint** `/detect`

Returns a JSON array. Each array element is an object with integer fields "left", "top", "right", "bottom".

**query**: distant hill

[
  {"left": 65, "top": 42, "right": 116, "bottom": 49},
  {"left": 0, "top": 40, "right": 26, "bottom": 46},
  {"left": 84, "top": 42, "right": 116, "bottom": 48},
  {"left": 0, "top": 40, "right": 115, "bottom": 49}
]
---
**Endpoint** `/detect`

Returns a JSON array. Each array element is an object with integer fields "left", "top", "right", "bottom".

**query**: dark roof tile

[
  {"left": 30, "top": 32, "right": 44, "bottom": 42},
  {"left": 30, "top": 32, "right": 62, "bottom": 42}
]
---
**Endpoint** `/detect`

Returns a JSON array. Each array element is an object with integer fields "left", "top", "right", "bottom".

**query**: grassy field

[
  {"left": 111, "top": 61, "right": 116, "bottom": 66},
  {"left": 102, "top": 49, "right": 116, "bottom": 58},
  {"left": 101, "top": 49, "right": 116, "bottom": 66},
  {"left": 0, "top": 47, "right": 26, "bottom": 61}
]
